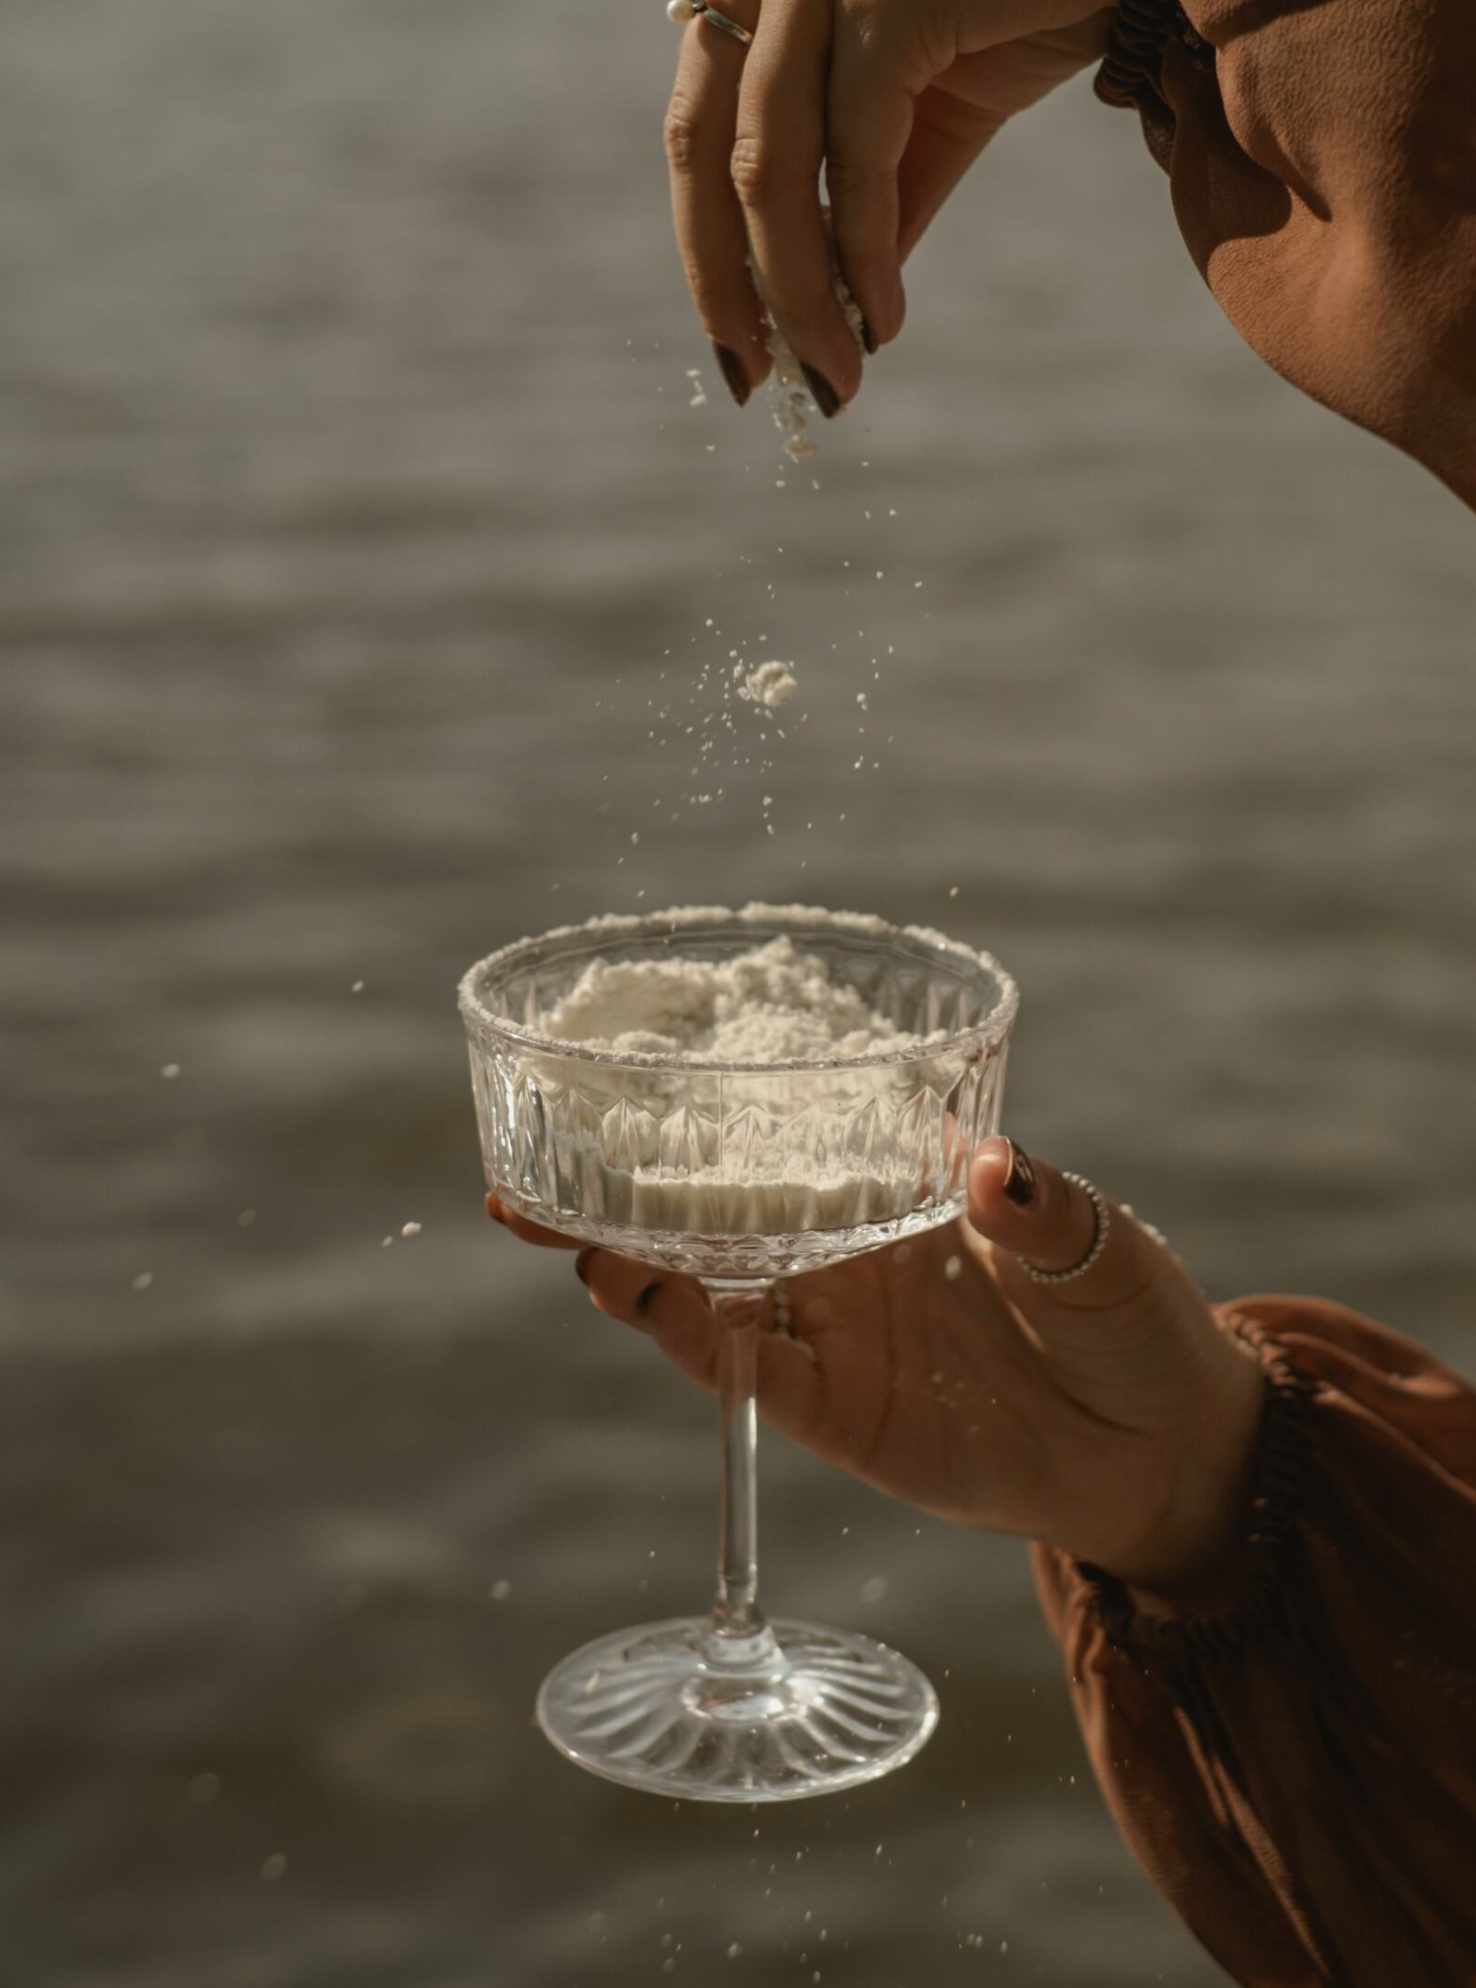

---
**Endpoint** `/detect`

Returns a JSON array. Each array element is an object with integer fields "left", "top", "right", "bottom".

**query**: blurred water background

[{"left": 3, "top": 2, "right": 1475, "bottom": 1983}]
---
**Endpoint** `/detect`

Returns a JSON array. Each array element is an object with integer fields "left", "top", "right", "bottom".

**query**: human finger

[
  {"left": 577, "top": 1250, "right": 723, "bottom": 1387},
  {"left": 486, "top": 1193, "right": 583, "bottom": 1250},
  {"left": 665, "top": 0, "right": 773, "bottom": 398},
  {"left": 825, "top": 0, "right": 915, "bottom": 344},
  {"left": 896, "top": 96, "right": 1002, "bottom": 262},
  {"left": 966, "top": 1138, "right": 1171, "bottom": 1315},
  {"left": 576, "top": 1252, "right": 825, "bottom": 1432},
  {"left": 732, "top": 0, "right": 864, "bottom": 410}
]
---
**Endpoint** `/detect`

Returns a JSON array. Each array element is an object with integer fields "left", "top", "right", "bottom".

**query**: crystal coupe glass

[{"left": 460, "top": 905, "right": 1017, "bottom": 1801}]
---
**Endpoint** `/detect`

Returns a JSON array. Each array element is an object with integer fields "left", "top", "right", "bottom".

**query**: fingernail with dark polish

[
  {"left": 486, "top": 1198, "right": 507, "bottom": 1226},
  {"left": 1000, "top": 1138, "right": 1038, "bottom": 1207},
  {"left": 858, "top": 315, "right": 878, "bottom": 356},
  {"left": 574, "top": 1249, "right": 595, "bottom": 1286},
  {"left": 800, "top": 363, "right": 841, "bottom": 419},
  {"left": 712, "top": 342, "right": 750, "bottom": 408}
]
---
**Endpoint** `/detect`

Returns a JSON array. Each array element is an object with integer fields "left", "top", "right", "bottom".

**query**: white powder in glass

[
  {"left": 525, "top": 935, "right": 949, "bottom": 1238},
  {"left": 539, "top": 936, "right": 920, "bottom": 1063},
  {"left": 738, "top": 660, "right": 797, "bottom": 710}
]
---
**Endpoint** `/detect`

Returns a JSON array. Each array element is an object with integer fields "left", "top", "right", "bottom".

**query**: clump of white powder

[
  {"left": 539, "top": 936, "right": 920, "bottom": 1064},
  {"left": 737, "top": 660, "right": 797, "bottom": 710}
]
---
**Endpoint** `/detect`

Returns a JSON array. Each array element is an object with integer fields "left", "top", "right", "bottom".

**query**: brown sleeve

[
  {"left": 1033, "top": 1298, "right": 1476, "bottom": 1987},
  {"left": 1097, "top": 1, "right": 1476, "bottom": 509}
]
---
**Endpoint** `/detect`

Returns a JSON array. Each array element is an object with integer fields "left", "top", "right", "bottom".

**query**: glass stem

[{"left": 703, "top": 1280, "right": 774, "bottom": 1661}]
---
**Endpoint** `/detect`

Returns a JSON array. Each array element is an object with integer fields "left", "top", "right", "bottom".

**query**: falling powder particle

[
  {"left": 727, "top": 1944, "right": 743, "bottom": 1960},
  {"left": 856, "top": 692, "right": 869, "bottom": 711},
  {"left": 860, "top": 1575, "right": 889, "bottom": 1604},
  {"left": 948, "top": 885, "right": 960, "bottom": 898},
  {"left": 132, "top": 1271, "right": 153, "bottom": 1292},
  {"left": 160, "top": 1063, "right": 181, "bottom": 1079},
  {"left": 400, "top": 1221, "right": 422, "bottom": 1238},
  {"left": 490, "top": 1579, "right": 512, "bottom": 1601},
  {"left": 739, "top": 660, "right": 798, "bottom": 709},
  {"left": 260, "top": 1854, "right": 287, "bottom": 1883},
  {"left": 237, "top": 1208, "right": 257, "bottom": 1228},
  {"left": 944, "top": 1254, "right": 963, "bottom": 1281},
  {"left": 187, "top": 1772, "right": 220, "bottom": 1805},
  {"left": 381, "top": 1236, "right": 394, "bottom": 1248},
  {"left": 351, "top": 980, "right": 365, "bottom": 994}
]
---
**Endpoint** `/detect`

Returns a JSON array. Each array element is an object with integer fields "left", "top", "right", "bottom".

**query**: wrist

[{"left": 1088, "top": 1330, "right": 1267, "bottom": 1607}]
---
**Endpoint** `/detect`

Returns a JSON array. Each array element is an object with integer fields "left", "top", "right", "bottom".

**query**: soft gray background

[{"left": 2, "top": 2, "right": 1473, "bottom": 1984}]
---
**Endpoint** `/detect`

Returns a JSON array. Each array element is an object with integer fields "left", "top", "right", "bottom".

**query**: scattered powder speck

[
  {"left": 400, "top": 1221, "right": 422, "bottom": 1238},
  {"left": 160, "top": 1062, "right": 181, "bottom": 1079},
  {"left": 132, "top": 1271, "right": 153, "bottom": 1292}
]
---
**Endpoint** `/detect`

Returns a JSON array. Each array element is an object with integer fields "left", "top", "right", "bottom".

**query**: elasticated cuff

[
  {"left": 1094, "top": 0, "right": 1217, "bottom": 165},
  {"left": 1062, "top": 1315, "right": 1315, "bottom": 1661}
]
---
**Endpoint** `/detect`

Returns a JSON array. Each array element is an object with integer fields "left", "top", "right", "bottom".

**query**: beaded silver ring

[{"left": 1019, "top": 1172, "right": 1111, "bottom": 1285}]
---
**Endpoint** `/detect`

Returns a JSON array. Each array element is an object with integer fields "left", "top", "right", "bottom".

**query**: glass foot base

[{"left": 536, "top": 1616, "right": 939, "bottom": 1802}]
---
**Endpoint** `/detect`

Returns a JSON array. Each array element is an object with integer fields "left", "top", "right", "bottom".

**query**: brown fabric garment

[
  {"left": 1095, "top": 1, "right": 1476, "bottom": 509},
  {"left": 1034, "top": 1298, "right": 1476, "bottom": 1986}
]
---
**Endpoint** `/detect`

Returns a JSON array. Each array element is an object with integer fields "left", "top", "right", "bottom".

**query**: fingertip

[
  {"left": 485, "top": 1193, "right": 507, "bottom": 1225},
  {"left": 741, "top": 328, "right": 774, "bottom": 387},
  {"left": 968, "top": 1136, "right": 1040, "bottom": 1230},
  {"left": 969, "top": 1136, "right": 1011, "bottom": 1203},
  {"left": 881, "top": 273, "right": 905, "bottom": 346},
  {"left": 843, "top": 260, "right": 904, "bottom": 351}
]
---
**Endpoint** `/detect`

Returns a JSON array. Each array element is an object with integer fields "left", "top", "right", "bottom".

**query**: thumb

[{"left": 966, "top": 1136, "right": 1177, "bottom": 1317}]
